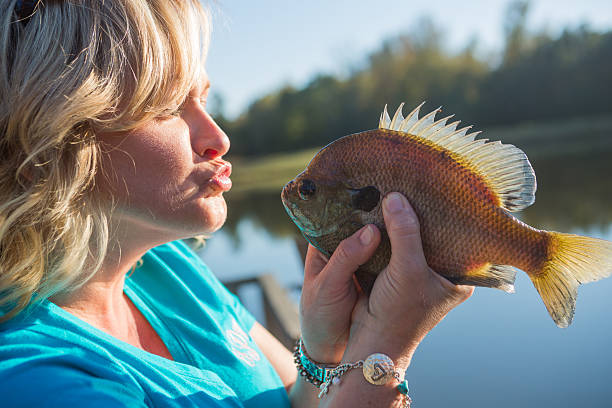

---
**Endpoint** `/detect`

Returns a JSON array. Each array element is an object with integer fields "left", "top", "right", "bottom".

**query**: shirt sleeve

[{"left": 225, "top": 287, "right": 256, "bottom": 331}]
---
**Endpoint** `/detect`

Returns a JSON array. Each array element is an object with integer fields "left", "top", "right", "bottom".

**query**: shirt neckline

[{"left": 43, "top": 295, "right": 210, "bottom": 380}]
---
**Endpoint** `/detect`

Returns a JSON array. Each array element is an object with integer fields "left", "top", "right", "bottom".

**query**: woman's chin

[
  {"left": 113, "top": 195, "right": 228, "bottom": 243},
  {"left": 193, "top": 195, "right": 227, "bottom": 234}
]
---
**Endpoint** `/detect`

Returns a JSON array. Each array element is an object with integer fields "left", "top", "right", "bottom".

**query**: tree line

[{"left": 215, "top": 1, "right": 612, "bottom": 157}]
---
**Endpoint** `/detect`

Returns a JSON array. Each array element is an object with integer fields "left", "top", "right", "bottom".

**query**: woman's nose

[{"left": 191, "top": 110, "right": 230, "bottom": 160}]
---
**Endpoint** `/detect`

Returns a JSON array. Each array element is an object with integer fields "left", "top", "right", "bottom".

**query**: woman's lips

[{"left": 209, "top": 162, "right": 232, "bottom": 192}]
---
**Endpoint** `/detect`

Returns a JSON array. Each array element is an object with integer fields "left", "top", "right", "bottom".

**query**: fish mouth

[
  {"left": 283, "top": 201, "right": 323, "bottom": 237},
  {"left": 281, "top": 180, "right": 324, "bottom": 237},
  {"left": 280, "top": 180, "right": 293, "bottom": 204},
  {"left": 281, "top": 180, "right": 343, "bottom": 238}
]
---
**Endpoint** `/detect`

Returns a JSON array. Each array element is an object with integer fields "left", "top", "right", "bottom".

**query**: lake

[{"left": 198, "top": 149, "right": 612, "bottom": 407}]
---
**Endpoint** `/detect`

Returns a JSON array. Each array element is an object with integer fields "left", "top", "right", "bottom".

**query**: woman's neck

[
  {"left": 51, "top": 239, "right": 148, "bottom": 341},
  {"left": 52, "top": 241, "right": 174, "bottom": 360}
]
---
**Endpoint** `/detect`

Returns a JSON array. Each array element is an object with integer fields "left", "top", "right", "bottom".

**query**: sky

[{"left": 205, "top": 0, "right": 612, "bottom": 118}]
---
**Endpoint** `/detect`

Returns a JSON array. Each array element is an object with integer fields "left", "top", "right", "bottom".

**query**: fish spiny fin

[
  {"left": 408, "top": 106, "right": 441, "bottom": 135},
  {"left": 399, "top": 102, "right": 425, "bottom": 131},
  {"left": 379, "top": 105, "right": 391, "bottom": 129},
  {"left": 389, "top": 102, "right": 405, "bottom": 130},
  {"left": 378, "top": 103, "right": 536, "bottom": 212},
  {"left": 448, "top": 263, "right": 516, "bottom": 293},
  {"left": 529, "top": 232, "right": 612, "bottom": 328}
]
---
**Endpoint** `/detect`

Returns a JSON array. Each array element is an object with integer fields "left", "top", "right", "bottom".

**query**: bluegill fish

[{"left": 281, "top": 103, "right": 612, "bottom": 327}]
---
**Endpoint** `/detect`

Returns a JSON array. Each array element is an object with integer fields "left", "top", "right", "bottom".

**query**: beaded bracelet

[
  {"left": 318, "top": 353, "right": 412, "bottom": 408},
  {"left": 293, "top": 338, "right": 412, "bottom": 407},
  {"left": 292, "top": 338, "right": 337, "bottom": 387}
]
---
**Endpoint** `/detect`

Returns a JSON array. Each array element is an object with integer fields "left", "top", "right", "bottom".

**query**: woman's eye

[
  {"left": 163, "top": 104, "right": 185, "bottom": 118},
  {"left": 158, "top": 93, "right": 206, "bottom": 119},
  {"left": 157, "top": 109, "right": 181, "bottom": 120}
]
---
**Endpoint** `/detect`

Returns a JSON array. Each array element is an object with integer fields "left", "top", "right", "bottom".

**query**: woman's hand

[
  {"left": 300, "top": 224, "right": 382, "bottom": 363},
  {"left": 300, "top": 192, "right": 473, "bottom": 367},
  {"left": 344, "top": 192, "right": 474, "bottom": 368}
]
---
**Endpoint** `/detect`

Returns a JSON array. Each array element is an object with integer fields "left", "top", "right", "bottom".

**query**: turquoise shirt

[{"left": 0, "top": 241, "right": 290, "bottom": 407}]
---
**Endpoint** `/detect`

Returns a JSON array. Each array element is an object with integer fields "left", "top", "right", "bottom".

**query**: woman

[{"left": 0, "top": 1, "right": 472, "bottom": 407}]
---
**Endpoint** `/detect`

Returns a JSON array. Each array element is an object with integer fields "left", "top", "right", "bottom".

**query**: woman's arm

[
  {"left": 250, "top": 322, "right": 322, "bottom": 407},
  {"left": 249, "top": 322, "right": 296, "bottom": 390}
]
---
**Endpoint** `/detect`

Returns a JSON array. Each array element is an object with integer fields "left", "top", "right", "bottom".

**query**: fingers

[
  {"left": 324, "top": 225, "right": 381, "bottom": 288},
  {"left": 303, "top": 244, "right": 329, "bottom": 283},
  {"left": 433, "top": 269, "right": 476, "bottom": 304},
  {"left": 382, "top": 192, "right": 428, "bottom": 274},
  {"left": 453, "top": 284, "right": 475, "bottom": 303},
  {"left": 305, "top": 224, "right": 381, "bottom": 288}
]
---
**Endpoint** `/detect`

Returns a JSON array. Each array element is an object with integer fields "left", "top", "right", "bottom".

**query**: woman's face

[{"left": 97, "top": 73, "right": 232, "bottom": 243}]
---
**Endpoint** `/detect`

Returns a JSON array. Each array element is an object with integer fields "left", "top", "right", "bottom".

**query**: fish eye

[{"left": 298, "top": 179, "right": 316, "bottom": 200}]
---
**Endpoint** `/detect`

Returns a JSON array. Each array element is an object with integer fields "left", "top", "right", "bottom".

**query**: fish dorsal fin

[{"left": 378, "top": 103, "right": 536, "bottom": 212}]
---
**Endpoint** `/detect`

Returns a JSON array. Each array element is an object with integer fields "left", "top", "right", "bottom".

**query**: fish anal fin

[
  {"left": 448, "top": 263, "right": 516, "bottom": 293},
  {"left": 378, "top": 103, "right": 537, "bottom": 212}
]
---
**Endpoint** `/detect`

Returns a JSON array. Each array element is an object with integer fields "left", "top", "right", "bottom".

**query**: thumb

[
  {"left": 382, "top": 192, "right": 475, "bottom": 303},
  {"left": 316, "top": 224, "right": 381, "bottom": 290},
  {"left": 382, "top": 192, "right": 428, "bottom": 276}
]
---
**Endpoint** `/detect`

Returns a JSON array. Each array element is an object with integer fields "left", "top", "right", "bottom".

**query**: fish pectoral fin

[{"left": 448, "top": 263, "right": 516, "bottom": 293}]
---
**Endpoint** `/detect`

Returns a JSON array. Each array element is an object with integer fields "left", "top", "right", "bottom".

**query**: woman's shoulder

[
  {"left": 0, "top": 335, "right": 147, "bottom": 407},
  {"left": 0, "top": 321, "right": 146, "bottom": 406},
  {"left": 0, "top": 306, "right": 132, "bottom": 373},
  {"left": 0, "top": 326, "right": 117, "bottom": 373}
]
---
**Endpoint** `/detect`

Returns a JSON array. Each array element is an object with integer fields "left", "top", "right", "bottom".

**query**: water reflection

[
  {"left": 219, "top": 190, "right": 297, "bottom": 246},
  {"left": 521, "top": 151, "right": 612, "bottom": 230}
]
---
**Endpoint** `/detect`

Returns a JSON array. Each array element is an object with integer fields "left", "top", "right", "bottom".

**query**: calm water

[{"left": 198, "top": 151, "right": 612, "bottom": 408}]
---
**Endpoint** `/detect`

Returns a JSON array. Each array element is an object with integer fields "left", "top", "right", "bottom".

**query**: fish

[{"left": 281, "top": 102, "right": 612, "bottom": 328}]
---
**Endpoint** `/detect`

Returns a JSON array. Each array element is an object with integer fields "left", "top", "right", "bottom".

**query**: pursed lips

[{"left": 193, "top": 160, "right": 232, "bottom": 196}]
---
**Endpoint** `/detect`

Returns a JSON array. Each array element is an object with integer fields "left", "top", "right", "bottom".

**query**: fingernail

[
  {"left": 359, "top": 225, "right": 373, "bottom": 245},
  {"left": 384, "top": 192, "right": 406, "bottom": 213}
]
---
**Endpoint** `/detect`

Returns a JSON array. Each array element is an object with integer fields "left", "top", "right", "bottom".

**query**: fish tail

[{"left": 528, "top": 232, "right": 612, "bottom": 328}]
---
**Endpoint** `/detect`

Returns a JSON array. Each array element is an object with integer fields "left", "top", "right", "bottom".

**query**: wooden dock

[
  {"left": 222, "top": 237, "right": 310, "bottom": 349},
  {"left": 223, "top": 273, "right": 301, "bottom": 349}
]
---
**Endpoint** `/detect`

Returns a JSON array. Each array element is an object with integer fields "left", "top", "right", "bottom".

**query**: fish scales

[
  {"left": 304, "top": 129, "right": 549, "bottom": 287},
  {"left": 282, "top": 103, "right": 612, "bottom": 327}
]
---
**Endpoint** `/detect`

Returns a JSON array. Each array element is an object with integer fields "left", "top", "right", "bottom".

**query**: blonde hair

[{"left": 0, "top": 0, "right": 211, "bottom": 321}]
